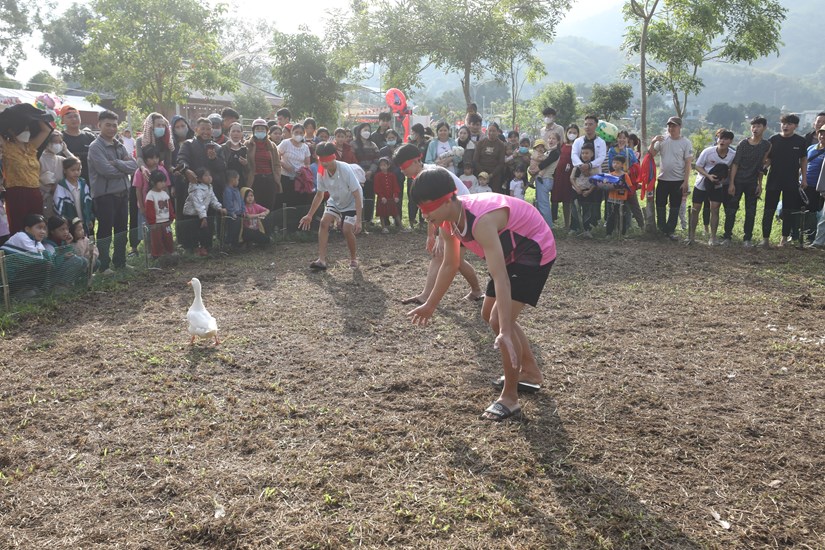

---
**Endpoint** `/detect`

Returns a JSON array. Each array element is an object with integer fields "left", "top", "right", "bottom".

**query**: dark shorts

[
  {"left": 485, "top": 259, "right": 554, "bottom": 307},
  {"left": 693, "top": 185, "right": 724, "bottom": 205}
]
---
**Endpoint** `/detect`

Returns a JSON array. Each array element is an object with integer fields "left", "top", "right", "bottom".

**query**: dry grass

[{"left": 1, "top": 230, "right": 824, "bottom": 549}]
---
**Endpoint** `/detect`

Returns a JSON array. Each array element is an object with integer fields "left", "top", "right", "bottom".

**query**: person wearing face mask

[
  {"left": 133, "top": 113, "right": 175, "bottom": 254},
  {"left": 222, "top": 122, "right": 249, "bottom": 184},
  {"left": 540, "top": 107, "right": 565, "bottom": 145},
  {"left": 277, "top": 122, "right": 312, "bottom": 208},
  {"left": 370, "top": 111, "right": 394, "bottom": 149},
  {"left": 378, "top": 129, "right": 405, "bottom": 216},
  {"left": 169, "top": 115, "right": 194, "bottom": 226},
  {"left": 207, "top": 113, "right": 226, "bottom": 145},
  {"left": 39, "top": 132, "right": 76, "bottom": 218},
  {"left": 245, "top": 118, "right": 282, "bottom": 212},
  {"left": 353, "top": 122, "right": 380, "bottom": 224},
  {"left": 0, "top": 103, "right": 54, "bottom": 234}
]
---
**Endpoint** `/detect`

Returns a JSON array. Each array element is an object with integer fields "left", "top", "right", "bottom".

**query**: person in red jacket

[
  {"left": 333, "top": 127, "right": 358, "bottom": 164},
  {"left": 144, "top": 170, "right": 175, "bottom": 258},
  {"left": 374, "top": 157, "right": 402, "bottom": 232}
]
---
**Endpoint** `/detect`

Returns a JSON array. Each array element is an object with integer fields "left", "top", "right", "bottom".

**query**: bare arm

[{"left": 408, "top": 229, "right": 461, "bottom": 325}]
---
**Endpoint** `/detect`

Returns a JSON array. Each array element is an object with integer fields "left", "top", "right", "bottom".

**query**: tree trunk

[
  {"left": 461, "top": 63, "right": 472, "bottom": 108},
  {"left": 511, "top": 57, "right": 517, "bottom": 129}
]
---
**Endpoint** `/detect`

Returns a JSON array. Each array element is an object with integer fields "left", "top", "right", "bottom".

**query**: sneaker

[
  {"left": 580, "top": 230, "right": 593, "bottom": 239},
  {"left": 806, "top": 242, "right": 825, "bottom": 250},
  {"left": 381, "top": 227, "right": 389, "bottom": 234},
  {"left": 684, "top": 238, "right": 695, "bottom": 246},
  {"left": 101, "top": 268, "right": 116, "bottom": 276},
  {"left": 761, "top": 238, "right": 771, "bottom": 249},
  {"left": 401, "top": 227, "right": 413, "bottom": 233},
  {"left": 708, "top": 238, "right": 720, "bottom": 246},
  {"left": 720, "top": 238, "right": 732, "bottom": 247},
  {"left": 743, "top": 240, "right": 754, "bottom": 248},
  {"left": 668, "top": 234, "right": 680, "bottom": 241}
]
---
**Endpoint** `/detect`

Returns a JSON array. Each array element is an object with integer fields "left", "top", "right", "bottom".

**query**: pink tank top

[{"left": 449, "top": 193, "right": 556, "bottom": 267}]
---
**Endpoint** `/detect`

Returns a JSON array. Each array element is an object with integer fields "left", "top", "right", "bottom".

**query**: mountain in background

[{"left": 397, "top": 0, "right": 824, "bottom": 112}]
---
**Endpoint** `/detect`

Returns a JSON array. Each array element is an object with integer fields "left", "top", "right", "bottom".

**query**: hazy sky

[{"left": 18, "top": 0, "right": 623, "bottom": 85}]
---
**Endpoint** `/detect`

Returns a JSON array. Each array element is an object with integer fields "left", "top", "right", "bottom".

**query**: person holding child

[
  {"left": 425, "top": 122, "right": 461, "bottom": 175},
  {"left": 571, "top": 143, "right": 599, "bottom": 238},
  {"left": 531, "top": 135, "right": 561, "bottom": 227},
  {"left": 407, "top": 168, "right": 557, "bottom": 421}
]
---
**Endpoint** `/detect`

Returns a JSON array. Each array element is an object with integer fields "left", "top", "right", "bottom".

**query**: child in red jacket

[
  {"left": 374, "top": 157, "right": 401, "bottom": 232},
  {"left": 144, "top": 170, "right": 175, "bottom": 258}
]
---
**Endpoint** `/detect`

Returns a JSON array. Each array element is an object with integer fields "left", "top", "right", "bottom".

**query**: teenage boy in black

[
  {"left": 724, "top": 116, "right": 772, "bottom": 247},
  {"left": 762, "top": 114, "right": 808, "bottom": 247}
]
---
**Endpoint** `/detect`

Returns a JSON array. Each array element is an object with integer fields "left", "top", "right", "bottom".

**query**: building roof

[{"left": 0, "top": 87, "right": 105, "bottom": 113}]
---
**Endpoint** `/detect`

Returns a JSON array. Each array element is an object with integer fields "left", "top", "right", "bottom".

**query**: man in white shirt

[
  {"left": 571, "top": 114, "right": 607, "bottom": 176},
  {"left": 689, "top": 129, "right": 734, "bottom": 245},
  {"left": 649, "top": 116, "right": 694, "bottom": 239}
]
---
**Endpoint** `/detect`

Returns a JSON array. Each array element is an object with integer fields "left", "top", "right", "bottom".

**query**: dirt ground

[{"left": 1, "top": 229, "right": 824, "bottom": 549}]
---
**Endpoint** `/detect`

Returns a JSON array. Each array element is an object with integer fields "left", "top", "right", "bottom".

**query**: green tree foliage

[
  {"left": 343, "top": 0, "right": 570, "bottom": 107},
  {"left": 38, "top": 3, "right": 92, "bottom": 81},
  {"left": 0, "top": 70, "right": 22, "bottom": 89},
  {"left": 0, "top": 0, "right": 33, "bottom": 76},
  {"left": 530, "top": 82, "right": 579, "bottom": 128},
  {"left": 270, "top": 29, "right": 345, "bottom": 128},
  {"left": 220, "top": 18, "right": 278, "bottom": 88},
  {"left": 586, "top": 83, "right": 633, "bottom": 121},
  {"left": 234, "top": 87, "right": 272, "bottom": 121},
  {"left": 81, "top": 0, "right": 238, "bottom": 113},
  {"left": 26, "top": 71, "right": 64, "bottom": 94},
  {"left": 706, "top": 103, "right": 745, "bottom": 130},
  {"left": 624, "top": 0, "right": 786, "bottom": 120}
]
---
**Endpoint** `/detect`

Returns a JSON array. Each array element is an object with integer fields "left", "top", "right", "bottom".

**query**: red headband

[
  {"left": 399, "top": 155, "right": 421, "bottom": 171},
  {"left": 318, "top": 154, "right": 336, "bottom": 163},
  {"left": 418, "top": 191, "right": 456, "bottom": 215}
]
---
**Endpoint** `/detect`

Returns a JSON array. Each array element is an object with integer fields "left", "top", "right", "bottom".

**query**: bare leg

[
  {"left": 190, "top": 335, "right": 195, "bottom": 345},
  {"left": 459, "top": 248, "right": 484, "bottom": 300},
  {"left": 315, "top": 214, "right": 334, "bottom": 265},
  {"left": 480, "top": 298, "right": 541, "bottom": 419},
  {"left": 709, "top": 203, "right": 721, "bottom": 242},
  {"left": 342, "top": 222, "right": 357, "bottom": 261}
]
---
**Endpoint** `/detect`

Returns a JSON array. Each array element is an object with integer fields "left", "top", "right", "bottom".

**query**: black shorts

[
  {"left": 485, "top": 259, "right": 554, "bottom": 307},
  {"left": 693, "top": 185, "right": 724, "bottom": 205}
]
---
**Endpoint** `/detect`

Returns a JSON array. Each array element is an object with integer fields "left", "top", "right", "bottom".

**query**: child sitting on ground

[
  {"left": 145, "top": 170, "right": 176, "bottom": 259},
  {"left": 240, "top": 188, "right": 271, "bottom": 248},
  {"left": 473, "top": 171, "right": 493, "bottom": 194},
  {"left": 509, "top": 164, "right": 528, "bottom": 200},
  {"left": 44, "top": 215, "right": 87, "bottom": 287},
  {"left": 0, "top": 213, "right": 52, "bottom": 298},
  {"left": 181, "top": 168, "right": 226, "bottom": 256},
  {"left": 69, "top": 217, "right": 99, "bottom": 271},
  {"left": 222, "top": 170, "right": 244, "bottom": 248},
  {"left": 459, "top": 162, "right": 478, "bottom": 192},
  {"left": 373, "top": 157, "right": 402, "bottom": 233}
]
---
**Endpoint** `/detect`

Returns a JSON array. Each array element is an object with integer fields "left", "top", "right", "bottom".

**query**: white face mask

[
  {"left": 544, "top": 117, "right": 554, "bottom": 124},
  {"left": 293, "top": 134, "right": 304, "bottom": 142},
  {"left": 360, "top": 130, "right": 371, "bottom": 139},
  {"left": 212, "top": 128, "right": 222, "bottom": 138},
  {"left": 49, "top": 143, "right": 62, "bottom": 154},
  {"left": 567, "top": 132, "right": 578, "bottom": 141},
  {"left": 17, "top": 130, "right": 31, "bottom": 143}
]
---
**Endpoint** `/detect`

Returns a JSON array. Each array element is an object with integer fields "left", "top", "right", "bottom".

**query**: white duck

[{"left": 187, "top": 277, "right": 219, "bottom": 345}]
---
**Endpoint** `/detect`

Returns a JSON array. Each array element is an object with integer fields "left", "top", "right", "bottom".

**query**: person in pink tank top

[{"left": 407, "top": 168, "right": 556, "bottom": 422}]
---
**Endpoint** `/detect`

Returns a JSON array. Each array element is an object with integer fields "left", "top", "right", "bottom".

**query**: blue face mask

[
  {"left": 519, "top": 146, "right": 529, "bottom": 154},
  {"left": 386, "top": 140, "right": 397, "bottom": 146},
  {"left": 154, "top": 127, "right": 165, "bottom": 138},
  {"left": 254, "top": 131, "right": 267, "bottom": 140}
]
